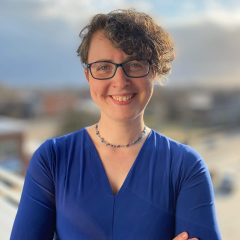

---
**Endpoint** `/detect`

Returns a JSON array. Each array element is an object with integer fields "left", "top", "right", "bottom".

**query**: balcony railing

[{"left": 0, "top": 168, "right": 24, "bottom": 240}]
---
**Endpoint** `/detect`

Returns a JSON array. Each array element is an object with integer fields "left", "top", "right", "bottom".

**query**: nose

[{"left": 111, "top": 66, "right": 130, "bottom": 88}]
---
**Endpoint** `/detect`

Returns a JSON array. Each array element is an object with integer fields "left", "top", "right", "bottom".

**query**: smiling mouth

[{"left": 110, "top": 94, "right": 136, "bottom": 102}]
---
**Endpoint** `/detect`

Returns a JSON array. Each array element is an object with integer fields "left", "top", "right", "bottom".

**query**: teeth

[{"left": 112, "top": 94, "right": 134, "bottom": 102}]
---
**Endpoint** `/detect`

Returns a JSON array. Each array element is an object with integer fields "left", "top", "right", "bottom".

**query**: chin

[{"left": 111, "top": 111, "right": 143, "bottom": 122}]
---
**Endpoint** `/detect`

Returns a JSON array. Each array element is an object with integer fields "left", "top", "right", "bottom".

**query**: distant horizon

[{"left": 1, "top": 78, "right": 240, "bottom": 92}]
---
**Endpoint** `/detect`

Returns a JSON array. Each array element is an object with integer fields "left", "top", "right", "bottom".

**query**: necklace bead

[{"left": 95, "top": 124, "right": 146, "bottom": 148}]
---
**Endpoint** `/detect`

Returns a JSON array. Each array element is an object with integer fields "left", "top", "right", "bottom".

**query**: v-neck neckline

[{"left": 84, "top": 127, "right": 152, "bottom": 197}]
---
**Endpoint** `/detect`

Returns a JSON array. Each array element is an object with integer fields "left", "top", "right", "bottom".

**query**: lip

[
  {"left": 110, "top": 93, "right": 135, "bottom": 97},
  {"left": 109, "top": 93, "right": 136, "bottom": 105}
]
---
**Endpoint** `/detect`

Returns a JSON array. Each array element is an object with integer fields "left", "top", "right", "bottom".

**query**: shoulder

[
  {"left": 151, "top": 129, "right": 208, "bottom": 176},
  {"left": 32, "top": 128, "right": 85, "bottom": 156},
  {"left": 152, "top": 129, "right": 202, "bottom": 157},
  {"left": 150, "top": 129, "right": 188, "bottom": 157},
  {"left": 46, "top": 128, "right": 87, "bottom": 149},
  {"left": 28, "top": 128, "right": 88, "bottom": 174},
  {"left": 151, "top": 130, "right": 211, "bottom": 194}
]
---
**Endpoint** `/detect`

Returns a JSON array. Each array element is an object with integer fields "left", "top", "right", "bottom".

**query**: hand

[{"left": 173, "top": 232, "right": 199, "bottom": 240}]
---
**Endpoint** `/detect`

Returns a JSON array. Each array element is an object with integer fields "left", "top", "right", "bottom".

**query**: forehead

[{"left": 88, "top": 31, "right": 131, "bottom": 63}]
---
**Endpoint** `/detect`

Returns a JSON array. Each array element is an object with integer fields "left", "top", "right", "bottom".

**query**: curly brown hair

[{"left": 77, "top": 9, "right": 175, "bottom": 84}]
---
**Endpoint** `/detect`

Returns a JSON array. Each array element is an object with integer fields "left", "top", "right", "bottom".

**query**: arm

[
  {"left": 10, "top": 140, "right": 56, "bottom": 240},
  {"left": 174, "top": 146, "right": 222, "bottom": 240}
]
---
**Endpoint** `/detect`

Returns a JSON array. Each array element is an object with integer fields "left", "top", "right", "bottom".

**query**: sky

[{"left": 0, "top": 0, "right": 240, "bottom": 90}]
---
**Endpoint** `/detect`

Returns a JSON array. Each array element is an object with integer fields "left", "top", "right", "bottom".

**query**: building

[{"left": 0, "top": 117, "right": 27, "bottom": 174}]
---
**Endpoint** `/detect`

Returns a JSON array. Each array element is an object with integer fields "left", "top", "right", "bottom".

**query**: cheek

[
  {"left": 89, "top": 81, "right": 108, "bottom": 99},
  {"left": 142, "top": 81, "right": 154, "bottom": 103},
  {"left": 143, "top": 79, "right": 154, "bottom": 94}
]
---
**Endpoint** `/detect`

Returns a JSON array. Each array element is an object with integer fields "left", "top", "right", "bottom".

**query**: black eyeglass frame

[{"left": 86, "top": 59, "right": 152, "bottom": 80}]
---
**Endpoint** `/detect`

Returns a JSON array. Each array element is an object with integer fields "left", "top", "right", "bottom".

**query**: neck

[{"left": 96, "top": 115, "right": 146, "bottom": 146}]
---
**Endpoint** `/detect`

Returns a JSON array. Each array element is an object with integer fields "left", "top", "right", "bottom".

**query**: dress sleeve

[
  {"left": 174, "top": 145, "right": 222, "bottom": 240},
  {"left": 10, "top": 140, "right": 56, "bottom": 240}
]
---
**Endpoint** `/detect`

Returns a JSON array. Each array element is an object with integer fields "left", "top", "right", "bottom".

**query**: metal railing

[{"left": 0, "top": 168, "right": 24, "bottom": 240}]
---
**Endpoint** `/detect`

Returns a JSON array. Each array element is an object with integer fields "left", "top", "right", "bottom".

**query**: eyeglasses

[{"left": 86, "top": 59, "right": 152, "bottom": 80}]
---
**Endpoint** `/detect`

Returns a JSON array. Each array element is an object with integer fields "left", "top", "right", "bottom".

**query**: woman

[{"left": 11, "top": 9, "right": 221, "bottom": 240}]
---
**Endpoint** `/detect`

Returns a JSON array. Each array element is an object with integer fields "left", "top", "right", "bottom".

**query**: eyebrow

[{"left": 94, "top": 56, "right": 135, "bottom": 62}]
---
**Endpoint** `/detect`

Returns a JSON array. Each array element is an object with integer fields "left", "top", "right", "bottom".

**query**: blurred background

[{"left": 0, "top": 0, "right": 240, "bottom": 239}]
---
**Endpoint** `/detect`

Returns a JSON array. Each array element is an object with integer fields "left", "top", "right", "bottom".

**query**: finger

[{"left": 172, "top": 232, "right": 189, "bottom": 240}]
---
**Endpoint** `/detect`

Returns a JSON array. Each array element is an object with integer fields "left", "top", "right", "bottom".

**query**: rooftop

[{"left": 0, "top": 116, "right": 27, "bottom": 135}]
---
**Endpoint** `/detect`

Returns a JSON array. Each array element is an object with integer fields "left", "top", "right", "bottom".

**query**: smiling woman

[
  {"left": 83, "top": 29, "right": 155, "bottom": 123},
  {"left": 10, "top": 9, "right": 221, "bottom": 240}
]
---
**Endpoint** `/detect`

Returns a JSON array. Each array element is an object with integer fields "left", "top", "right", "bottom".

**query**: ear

[
  {"left": 152, "top": 71, "right": 156, "bottom": 81},
  {"left": 151, "top": 68, "right": 156, "bottom": 82},
  {"left": 84, "top": 69, "right": 89, "bottom": 83}
]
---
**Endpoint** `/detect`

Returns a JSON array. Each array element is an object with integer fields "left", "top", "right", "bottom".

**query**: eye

[
  {"left": 129, "top": 63, "right": 140, "bottom": 68},
  {"left": 94, "top": 63, "right": 113, "bottom": 71},
  {"left": 98, "top": 65, "right": 108, "bottom": 71},
  {"left": 125, "top": 61, "right": 143, "bottom": 70}
]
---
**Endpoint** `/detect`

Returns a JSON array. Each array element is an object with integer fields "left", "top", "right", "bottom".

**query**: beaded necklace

[{"left": 95, "top": 124, "right": 146, "bottom": 148}]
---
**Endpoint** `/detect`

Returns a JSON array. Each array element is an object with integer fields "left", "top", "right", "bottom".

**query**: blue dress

[{"left": 10, "top": 128, "right": 221, "bottom": 240}]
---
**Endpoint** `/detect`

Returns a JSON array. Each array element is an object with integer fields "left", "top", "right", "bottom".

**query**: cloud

[
  {"left": 18, "top": 0, "right": 154, "bottom": 31},
  {"left": 1, "top": 0, "right": 240, "bottom": 89},
  {"left": 167, "top": 22, "right": 240, "bottom": 88},
  {"left": 164, "top": 0, "right": 240, "bottom": 28}
]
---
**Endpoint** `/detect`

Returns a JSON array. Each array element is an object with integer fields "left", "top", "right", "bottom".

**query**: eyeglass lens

[{"left": 90, "top": 60, "right": 150, "bottom": 79}]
